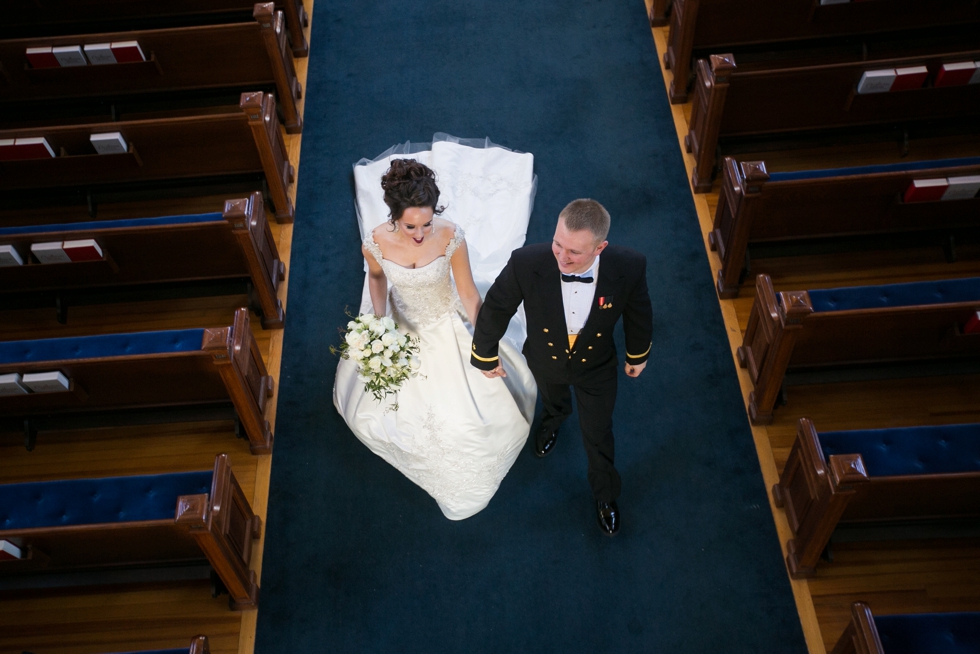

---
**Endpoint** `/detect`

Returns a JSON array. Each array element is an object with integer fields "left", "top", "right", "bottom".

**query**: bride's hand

[{"left": 481, "top": 364, "right": 507, "bottom": 379}]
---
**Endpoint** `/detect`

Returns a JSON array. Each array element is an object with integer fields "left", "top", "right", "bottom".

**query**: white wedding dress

[{"left": 332, "top": 134, "right": 538, "bottom": 520}]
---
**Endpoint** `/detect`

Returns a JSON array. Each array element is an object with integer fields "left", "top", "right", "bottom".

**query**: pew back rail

[
  {"left": 0, "top": 455, "right": 260, "bottom": 609},
  {"left": 831, "top": 602, "right": 980, "bottom": 654}
]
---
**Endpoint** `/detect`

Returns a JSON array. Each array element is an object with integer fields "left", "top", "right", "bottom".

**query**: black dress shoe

[
  {"left": 534, "top": 424, "right": 559, "bottom": 457},
  {"left": 596, "top": 500, "right": 620, "bottom": 537}
]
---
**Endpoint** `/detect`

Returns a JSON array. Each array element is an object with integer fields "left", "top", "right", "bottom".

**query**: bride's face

[{"left": 398, "top": 207, "right": 435, "bottom": 247}]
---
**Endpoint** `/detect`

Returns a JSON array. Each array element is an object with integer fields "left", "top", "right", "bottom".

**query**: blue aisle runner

[{"left": 256, "top": 1, "right": 807, "bottom": 651}]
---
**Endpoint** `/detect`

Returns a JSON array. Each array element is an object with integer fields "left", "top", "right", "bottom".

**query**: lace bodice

[{"left": 364, "top": 226, "right": 466, "bottom": 329}]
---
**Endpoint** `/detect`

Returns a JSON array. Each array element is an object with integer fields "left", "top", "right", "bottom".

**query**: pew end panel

[
  {"left": 774, "top": 418, "right": 869, "bottom": 578},
  {"left": 223, "top": 192, "right": 285, "bottom": 329},
  {"left": 191, "top": 636, "right": 212, "bottom": 654},
  {"left": 664, "top": 0, "right": 699, "bottom": 103},
  {"left": 737, "top": 274, "right": 813, "bottom": 424},
  {"left": 649, "top": 0, "right": 670, "bottom": 27},
  {"left": 175, "top": 454, "right": 261, "bottom": 610},
  {"left": 710, "top": 157, "right": 768, "bottom": 298},
  {"left": 686, "top": 55, "right": 735, "bottom": 193},
  {"left": 830, "top": 603, "right": 883, "bottom": 654},
  {"left": 202, "top": 308, "right": 274, "bottom": 454},
  {"left": 253, "top": 2, "right": 303, "bottom": 134},
  {"left": 241, "top": 92, "right": 294, "bottom": 223}
]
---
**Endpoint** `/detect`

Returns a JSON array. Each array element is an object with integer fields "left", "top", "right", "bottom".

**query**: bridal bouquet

[{"left": 337, "top": 314, "right": 421, "bottom": 407}]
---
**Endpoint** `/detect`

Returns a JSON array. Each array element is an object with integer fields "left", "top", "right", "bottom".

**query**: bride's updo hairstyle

[{"left": 380, "top": 159, "right": 445, "bottom": 228}]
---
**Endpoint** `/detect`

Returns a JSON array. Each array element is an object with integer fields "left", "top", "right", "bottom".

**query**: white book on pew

[
  {"left": 63, "top": 239, "right": 104, "bottom": 262},
  {"left": 21, "top": 371, "right": 70, "bottom": 393},
  {"left": 0, "top": 373, "right": 29, "bottom": 396},
  {"left": 83, "top": 43, "right": 116, "bottom": 65},
  {"left": 0, "top": 540, "right": 23, "bottom": 560},
  {"left": 89, "top": 132, "right": 127, "bottom": 155},
  {"left": 857, "top": 69, "right": 896, "bottom": 94},
  {"left": 52, "top": 45, "right": 87, "bottom": 67},
  {"left": 942, "top": 175, "right": 980, "bottom": 201},
  {"left": 0, "top": 244, "right": 24, "bottom": 267},
  {"left": 31, "top": 241, "right": 71, "bottom": 263}
]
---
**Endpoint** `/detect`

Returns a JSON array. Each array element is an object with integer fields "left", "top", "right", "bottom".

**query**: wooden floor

[
  {"left": 646, "top": 6, "right": 980, "bottom": 654},
  {"left": 0, "top": 2, "right": 312, "bottom": 652}
]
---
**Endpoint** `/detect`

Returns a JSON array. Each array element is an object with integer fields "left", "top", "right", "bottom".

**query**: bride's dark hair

[{"left": 380, "top": 159, "right": 445, "bottom": 227}]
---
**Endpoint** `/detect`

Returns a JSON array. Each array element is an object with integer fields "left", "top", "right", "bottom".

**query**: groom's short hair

[{"left": 559, "top": 199, "right": 610, "bottom": 244}]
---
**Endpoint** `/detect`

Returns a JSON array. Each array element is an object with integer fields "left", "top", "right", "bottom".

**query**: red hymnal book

[
  {"left": 110, "top": 41, "right": 145, "bottom": 63},
  {"left": 0, "top": 139, "right": 16, "bottom": 161},
  {"left": 935, "top": 62, "right": 977, "bottom": 88},
  {"left": 25, "top": 46, "right": 60, "bottom": 69},
  {"left": 12, "top": 137, "right": 56, "bottom": 160},
  {"left": 0, "top": 540, "right": 23, "bottom": 561},
  {"left": 890, "top": 66, "right": 929, "bottom": 91},
  {"left": 964, "top": 311, "right": 980, "bottom": 335},
  {"left": 903, "top": 178, "right": 948, "bottom": 203},
  {"left": 62, "top": 239, "right": 104, "bottom": 262}
]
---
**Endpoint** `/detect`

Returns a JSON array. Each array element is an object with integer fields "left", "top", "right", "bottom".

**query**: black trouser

[{"left": 534, "top": 364, "right": 620, "bottom": 503}]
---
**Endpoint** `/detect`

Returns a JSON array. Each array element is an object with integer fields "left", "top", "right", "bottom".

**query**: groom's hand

[
  {"left": 625, "top": 361, "right": 647, "bottom": 378},
  {"left": 482, "top": 364, "right": 507, "bottom": 379}
]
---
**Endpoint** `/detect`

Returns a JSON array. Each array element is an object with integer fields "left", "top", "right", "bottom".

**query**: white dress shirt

[{"left": 561, "top": 256, "right": 599, "bottom": 338}]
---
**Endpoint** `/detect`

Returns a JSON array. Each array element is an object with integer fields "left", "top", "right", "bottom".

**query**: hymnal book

[
  {"left": 13, "top": 137, "right": 56, "bottom": 159},
  {"left": 0, "top": 244, "right": 24, "bottom": 267},
  {"left": 52, "top": 45, "right": 87, "bottom": 67},
  {"left": 0, "top": 139, "right": 14, "bottom": 161},
  {"left": 22, "top": 371, "right": 70, "bottom": 393},
  {"left": 890, "top": 66, "right": 928, "bottom": 91},
  {"left": 903, "top": 178, "right": 948, "bottom": 203},
  {"left": 935, "top": 62, "right": 977, "bottom": 88},
  {"left": 110, "top": 41, "right": 146, "bottom": 63},
  {"left": 63, "top": 239, "right": 103, "bottom": 262},
  {"left": 31, "top": 241, "right": 72, "bottom": 263},
  {"left": 965, "top": 311, "right": 980, "bottom": 335},
  {"left": 0, "top": 373, "right": 29, "bottom": 397},
  {"left": 942, "top": 175, "right": 980, "bottom": 201},
  {"left": 857, "top": 69, "right": 896, "bottom": 94},
  {"left": 25, "top": 46, "right": 60, "bottom": 69},
  {"left": 83, "top": 43, "right": 116, "bottom": 65},
  {"left": 0, "top": 540, "right": 23, "bottom": 561},
  {"left": 89, "top": 132, "right": 127, "bottom": 155}
]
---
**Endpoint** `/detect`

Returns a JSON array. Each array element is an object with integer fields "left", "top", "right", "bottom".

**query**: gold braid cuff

[
  {"left": 471, "top": 352, "right": 500, "bottom": 363},
  {"left": 626, "top": 343, "right": 652, "bottom": 360}
]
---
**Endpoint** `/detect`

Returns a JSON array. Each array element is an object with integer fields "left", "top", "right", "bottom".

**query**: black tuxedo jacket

[{"left": 471, "top": 243, "right": 653, "bottom": 383}]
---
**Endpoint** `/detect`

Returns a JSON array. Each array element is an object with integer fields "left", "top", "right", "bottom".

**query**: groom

[{"left": 470, "top": 199, "right": 653, "bottom": 536}]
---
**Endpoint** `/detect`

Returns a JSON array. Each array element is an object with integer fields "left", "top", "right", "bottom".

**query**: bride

[{"left": 333, "top": 136, "right": 538, "bottom": 520}]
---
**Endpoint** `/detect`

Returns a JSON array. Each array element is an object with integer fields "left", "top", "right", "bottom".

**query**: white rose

[
  {"left": 371, "top": 321, "right": 385, "bottom": 335},
  {"left": 368, "top": 357, "right": 382, "bottom": 372},
  {"left": 398, "top": 335, "right": 408, "bottom": 347},
  {"left": 371, "top": 340, "right": 384, "bottom": 353},
  {"left": 381, "top": 332, "right": 396, "bottom": 346},
  {"left": 345, "top": 331, "right": 361, "bottom": 347},
  {"left": 347, "top": 320, "right": 357, "bottom": 330},
  {"left": 409, "top": 356, "right": 421, "bottom": 371},
  {"left": 382, "top": 316, "right": 396, "bottom": 331},
  {"left": 351, "top": 348, "right": 366, "bottom": 360},
  {"left": 397, "top": 357, "right": 408, "bottom": 368}
]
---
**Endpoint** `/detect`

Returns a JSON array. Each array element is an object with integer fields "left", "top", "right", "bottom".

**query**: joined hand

[
  {"left": 624, "top": 361, "right": 647, "bottom": 378},
  {"left": 482, "top": 364, "right": 507, "bottom": 379}
]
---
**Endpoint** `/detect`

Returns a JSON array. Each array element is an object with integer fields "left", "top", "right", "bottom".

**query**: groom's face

[{"left": 552, "top": 219, "right": 607, "bottom": 274}]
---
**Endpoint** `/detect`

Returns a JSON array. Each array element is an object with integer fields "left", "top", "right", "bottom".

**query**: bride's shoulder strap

[
  {"left": 444, "top": 223, "right": 466, "bottom": 259},
  {"left": 362, "top": 232, "right": 384, "bottom": 265}
]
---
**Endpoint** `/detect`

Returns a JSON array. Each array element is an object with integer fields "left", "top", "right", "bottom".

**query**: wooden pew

[
  {"left": 4, "top": 0, "right": 308, "bottom": 58},
  {"left": 1, "top": 4, "right": 303, "bottom": 134},
  {"left": 0, "top": 92, "right": 295, "bottom": 223},
  {"left": 0, "top": 307, "right": 274, "bottom": 454},
  {"left": 738, "top": 274, "right": 980, "bottom": 424},
  {"left": 0, "top": 192, "right": 285, "bottom": 329},
  {"left": 831, "top": 602, "right": 980, "bottom": 654},
  {"left": 772, "top": 418, "right": 980, "bottom": 577},
  {"left": 686, "top": 48, "right": 980, "bottom": 191},
  {"left": 0, "top": 455, "right": 260, "bottom": 610},
  {"left": 23, "top": 636, "right": 213, "bottom": 654},
  {"left": 663, "top": 0, "right": 980, "bottom": 103},
  {"left": 710, "top": 156, "right": 980, "bottom": 297}
]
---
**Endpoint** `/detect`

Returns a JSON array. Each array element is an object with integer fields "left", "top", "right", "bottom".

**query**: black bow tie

[{"left": 561, "top": 273, "right": 594, "bottom": 284}]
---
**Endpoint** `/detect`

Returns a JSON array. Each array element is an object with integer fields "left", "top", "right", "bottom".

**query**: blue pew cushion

[
  {"left": 767, "top": 156, "right": 980, "bottom": 183},
  {"left": 876, "top": 611, "right": 980, "bottom": 654},
  {"left": 806, "top": 277, "right": 980, "bottom": 313},
  {"left": 819, "top": 424, "right": 980, "bottom": 477},
  {"left": 0, "top": 470, "right": 213, "bottom": 530},
  {"left": 0, "top": 328, "right": 206, "bottom": 365},
  {"left": 0, "top": 212, "right": 224, "bottom": 237}
]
